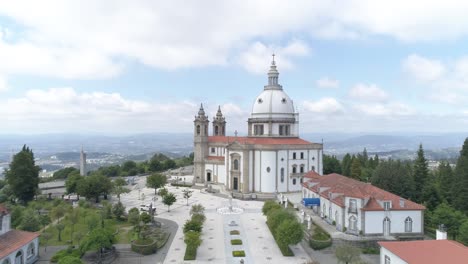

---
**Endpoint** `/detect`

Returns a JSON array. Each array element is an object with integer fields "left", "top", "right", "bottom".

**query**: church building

[{"left": 193, "top": 57, "right": 323, "bottom": 196}]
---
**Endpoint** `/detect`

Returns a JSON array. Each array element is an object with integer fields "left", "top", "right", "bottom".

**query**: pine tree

[
  {"left": 342, "top": 154, "right": 352, "bottom": 176},
  {"left": 413, "top": 144, "right": 429, "bottom": 203},
  {"left": 454, "top": 138, "right": 468, "bottom": 213},
  {"left": 350, "top": 158, "right": 362, "bottom": 179},
  {"left": 5, "top": 145, "right": 40, "bottom": 203},
  {"left": 437, "top": 161, "right": 454, "bottom": 204}
]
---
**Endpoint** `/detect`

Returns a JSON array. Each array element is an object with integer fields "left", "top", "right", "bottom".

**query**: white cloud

[
  {"left": 0, "top": 76, "right": 8, "bottom": 92},
  {"left": 238, "top": 40, "right": 310, "bottom": 74},
  {"left": 349, "top": 83, "right": 389, "bottom": 102},
  {"left": 353, "top": 102, "right": 414, "bottom": 116},
  {"left": 316, "top": 77, "right": 339, "bottom": 89},
  {"left": 302, "top": 97, "right": 344, "bottom": 114},
  {"left": 402, "top": 54, "right": 445, "bottom": 82}
]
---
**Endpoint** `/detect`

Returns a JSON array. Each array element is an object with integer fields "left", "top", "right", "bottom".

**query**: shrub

[
  {"left": 191, "top": 213, "right": 206, "bottom": 224},
  {"left": 362, "top": 247, "right": 379, "bottom": 254},
  {"left": 184, "top": 245, "right": 197, "bottom": 260},
  {"left": 262, "top": 200, "right": 282, "bottom": 216},
  {"left": 266, "top": 209, "right": 295, "bottom": 231},
  {"left": 309, "top": 238, "right": 332, "bottom": 250},
  {"left": 51, "top": 248, "right": 82, "bottom": 263},
  {"left": 230, "top": 230, "right": 240, "bottom": 235},
  {"left": 184, "top": 231, "right": 202, "bottom": 260},
  {"left": 131, "top": 238, "right": 157, "bottom": 255},
  {"left": 231, "top": 239, "right": 243, "bottom": 245},
  {"left": 184, "top": 219, "right": 203, "bottom": 233},
  {"left": 58, "top": 256, "right": 83, "bottom": 264},
  {"left": 232, "top": 250, "right": 246, "bottom": 257}
]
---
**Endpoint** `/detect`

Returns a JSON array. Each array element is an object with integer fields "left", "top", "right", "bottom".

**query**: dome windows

[
  {"left": 258, "top": 98, "right": 263, "bottom": 103},
  {"left": 281, "top": 98, "right": 287, "bottom": 103}
]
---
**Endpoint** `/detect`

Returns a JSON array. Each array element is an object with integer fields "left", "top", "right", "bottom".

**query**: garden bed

[
  {"left": 231, "top": 239, "right": 243, "bottom": 245},
  {"left": 232, "top": 250, "right": 246, "bottom": 257}
]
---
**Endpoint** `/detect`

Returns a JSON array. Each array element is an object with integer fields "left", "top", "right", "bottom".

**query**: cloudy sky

[{"left": 1, "top": 1, "right": 468, "bottom": 135}]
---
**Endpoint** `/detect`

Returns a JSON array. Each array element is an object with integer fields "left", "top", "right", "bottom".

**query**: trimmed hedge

[
  {"left": 309, "top": 237, "right": 332, "bottom": 250},
  {"left": 267, "top": 222, "right": 294, "bottom": 256},
  {"left": 51, "top": 248, "right": 82, "bottom": 263},
  {"left": 184, "top": 245, "right": 197, "bottom": 260},
  {"left": 131, "top": 238, "right": 157, "bottom": 255},
  {"left": 231, "top": 239, "right": 243, "bottom": 245},
  {"left": 232, "top": 250, "right": 246, "bottom": 257},
  {"left": 230, "top": 230, "right": 240, "bottom": 235}
]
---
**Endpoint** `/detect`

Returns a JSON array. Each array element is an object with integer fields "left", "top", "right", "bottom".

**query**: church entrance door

[
  {"left": 233, "top": 177, "right": 238, "bottom": 191},
  {"left": 207, "top": 172, "right": 211, "bottom": 182}
]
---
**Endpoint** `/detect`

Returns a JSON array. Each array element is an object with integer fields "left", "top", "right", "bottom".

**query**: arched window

[
  {"left": 215, "top": 126, "right": 219, "bottom": 135},
  {"left": 349, "top": 216, "right": 357, "bottom": 231},
  {"left": 383, "top": 217, "right": 391, "bottom": 236},
  {"left": 196, "top": 125, "right": 201, "bottom": 135},
  {"left": 300, "top": 177, "right": 303, "bottom": 184},
  {"left": 405, "top": 217, "right": 413, "bottom": 232},
  {"left": 300, "top": 164, "right": 305, "bottom": 173},
  {"left": 3, "top": 258, "right": 11, "bottom": 264},
  {"left": 292, "top": 165, "right": 297, "bottom": 174},
  {"left": 329, "top": 206, "right": 332, "bottom": 220},
  {"left": 280, "top": 168, "right": 285, "bottom": 183},
  {"left": 15, "top": 251, "right": 23, "bottom": 264},
  {"left": 311, "top": 166, "right": 315, "bottom": 172},
  {"left": 27, "top": 243, "right": 34, "bottom": 258},
  {"left": 292, "top": 178, "right": 296, "bottom": 185},
  {"left": 204, "top": 126, "right": 208, "bottom": 136},
  {"left": 233, "top": 159, "right": 239, "bottom": 170},
  {"left": 335, "top": 211, "right": 339, "bottom": 225}
]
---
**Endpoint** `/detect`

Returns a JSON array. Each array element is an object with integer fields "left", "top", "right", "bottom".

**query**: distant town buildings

[
  {"left": 0, "top": 204, "right": 39, "bottom": 263},
  {"left": 302, "top": 172, "right": 425, "bottom": 238},
  {"left": 193, "top": 57, "right": 323, "bottom": 195}
]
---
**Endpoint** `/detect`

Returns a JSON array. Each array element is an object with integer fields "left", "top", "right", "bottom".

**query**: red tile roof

[
  {"left": 303, "top": 172, "right": 425, "bottom": 211},
  {"left": 206, "top": 156, "right": 225, "bottom": 161},
  {"left": 378, "top": 240, "right": 468, "bottom": 264},
  {"left": 0, "top": 230, "right": 39, "bottom": 259},
  {"left": 208, "top": 136, "right": 314, "bottom": 145}
]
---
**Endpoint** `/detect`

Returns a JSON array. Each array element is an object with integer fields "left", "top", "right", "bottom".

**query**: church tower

[
  {"left": 193, "top": 104, "right": 209, "bottom": 183},
  {"left": 212, "top": 106, "right": 226, "bottom": 136},
  {"left": 79, "top": 146, "right": 87, "bottom": 176}
]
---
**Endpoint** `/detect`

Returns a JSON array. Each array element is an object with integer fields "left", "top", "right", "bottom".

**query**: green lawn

[{"left": 41, "top": 208, "right": 133, "bottom": 246}]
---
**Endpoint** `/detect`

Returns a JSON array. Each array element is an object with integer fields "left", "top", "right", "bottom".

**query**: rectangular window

[
  {"left": 211, "top": 148, "right": 215, "bottom": 153},
  {"left": 300, "top": 165, "right": 304, "bottom": 173},
  {"left": 292, "top": 166, "right": 297, "bottom": 174},
  {"left": 279, "top": 125, "right": 291, "bottom": 136},
  {"left": 293, "top": 152, "right": 296, "bottom": 159},
  {"left": 254, "top": 125, "right": 264, "bottom": 135},
  {"left": 383, "top": 201, "right": 391, "bottom": 211},
  {"left": 300, "top": 152, "right": 304, "bottom": 159},
  {"left": 349, "top": 199, "right": 357, "bottom": 214},
  {"left": 279, "top": 125, "right": 284, "bottom": 135}
]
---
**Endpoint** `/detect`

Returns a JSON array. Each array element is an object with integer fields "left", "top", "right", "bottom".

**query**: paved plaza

[{"left": 119, "top": 176, "right": 313, "bottom": 264}]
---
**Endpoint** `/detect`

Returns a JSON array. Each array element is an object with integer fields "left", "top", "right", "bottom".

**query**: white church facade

[{"left": 193, "top": 57, "right": 323, "bottom": 196}]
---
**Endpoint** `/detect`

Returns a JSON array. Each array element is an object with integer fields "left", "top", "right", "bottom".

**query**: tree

[
  {"left": 58, "top": 256, "right": 83, "bottom": 264},
  {"left": 51, "top": 205, "right": 66, "bottom": 224},
  {"left": 158, "top": 187, "right": 168, "bottom": 197},
  {"left": 148, "top": 159, "right": 162, "bottom": 172},
  {"left": 262, "top": 200, "right": 282, "bottom": 216},
  {"left": 413, "top": 144, "right": 429, "bottom": 203},
  {"left": 56, "top": 223, "right": 65, "bottom": 242},
  {"left": 67, "top": 208, "right": 80, "bottom": 244},
  {"left": 459, "top": 221, "right": 468, "bottom": 246},
  {"left": 65, "top": 173, "right": 83, "bottom": 196},
  {"left": 432, "top": 203, "right": 465, "bottom": 239},
  {"left": 112, "top": 201, "right": 126, "bottom": 220},
  {"left": 147, "top": 173, "right": 167, "bottom": 194},
  {"left": 371, "top": 159, "right": 414, "bottom": 200},
  {"left": 421, "top": 181, "right": 443, "bottom": 211},
  {"left": 335, "top": 245, "right": 361, "bottom": 264},
  {"left": 182, "top": 189, "right": 193, "bottom": 206},
  {"left": 454, "top": 138, "right": 468, "bottom": 212},
  {"left": 140, "top": 212, "right": 151, "bottom": 224},
  {"left": 266, "top": 209, "right": 295, "bottom": 231},
  {"left": 122, "top": 161, "right": 138, "bottom": 176},
  {"left": 74, "top": 231, "right": 85, "bottom": 246},
  {"left": 5, "top": 145, "right": 40, "bottom": 203},
  {"left": 184, "top": 231, "right": 202, "bottom": 252},
  {"left": 275, "top": 219, "right": 303, "bottom": 248},
  {"left": 80, "top": 228, "right": 115, "bottom": 261},
  {"left": 41, "top": 232, "right": 52, "bottom": 252},
  {"left": 163, "top": 159, "right": 176, "bottom": 170},
  {"left": 76, "top": 174, "right": 112, "bottom": 203},
  {"left": 342, "top": 154, "right": 352, "bottom": 176},
  {"left": 437, "top": 161, "right": 455, "bottom": 203},
  {"left": 190, "top": 204, "right": 205, "bottom": 216},
  {"left": 323, "top": 155, "right": 342, "bottom": 174},
  {"left": 350, "top": 158, "right": 362, "bottom": 179},
  {"left": 53, "top": 167, "right": 79, "bottom": 179},
  {"left": 18, "top": 209, "right": 41, "bottom": 232},
  {"left": 184, "top": 219, "right": 203, "bottom": 233},
  {"left": 112, "top": 177, "right": 130, "bottom": 201},
  {"left": 163, "top": 193, "right": 177, "bottom": 212}
]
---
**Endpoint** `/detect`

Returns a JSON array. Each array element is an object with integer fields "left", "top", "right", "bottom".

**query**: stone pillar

[
  {"left": 284, "top": 198, "right": 288, "bottom": 209},
  {"left": 301, "top": 210, "right": 305, "bottom": 223},
  {"left": 307, "top": 215, "right": 312, "bottom": 230}
]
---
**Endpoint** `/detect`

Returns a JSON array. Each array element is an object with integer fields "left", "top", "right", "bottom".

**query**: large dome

[{"left": 251, "top": 89, "right": 295, "bottom": 118}]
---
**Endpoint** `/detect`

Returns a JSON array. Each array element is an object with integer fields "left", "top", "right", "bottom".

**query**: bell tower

[
  {"left": 212, "top": 106, "right": 226, "bottom": 136},
  {"left": 193, "top": 104, "right": 209, "bottom": 183}
]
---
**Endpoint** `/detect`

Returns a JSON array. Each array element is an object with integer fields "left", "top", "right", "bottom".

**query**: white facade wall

[
  {"left": 254, "top": 151, "right": 261, "bottom": 192},
  {"left": 380, "top": 247, "right": 408, "bottom": 264},
  {"left": 276, "top": 150, "right": 288, "bottom": 193},
  {"left": 249, "top": 150, "right": 254, "bottom": 192},
  {"left": 365, "top": 210, "right": 423, "bottom": 235},
  {"left": 344, "top": 197, "right": 364, "bottom": 233},
  {"left": 0, "top": 237, "right": 39, "bottom": 264},
  {"left": 259, "top": 151, "right": 276, "bottom": 193}
]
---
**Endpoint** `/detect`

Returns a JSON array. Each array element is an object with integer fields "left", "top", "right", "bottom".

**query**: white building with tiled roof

[
  {"left": 302, "top": 172, "right": 425, "bottom": 238},
  {"left": 0, "top": 204, "right": 39, "bottom": 264},
  {"left": 193, "top": 57, "right": 323, "bottom": 196}
]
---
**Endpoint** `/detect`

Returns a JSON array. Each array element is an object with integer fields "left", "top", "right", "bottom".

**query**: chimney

[{"left": 436, "top": 224, "right": 447, "bottom": 240}]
